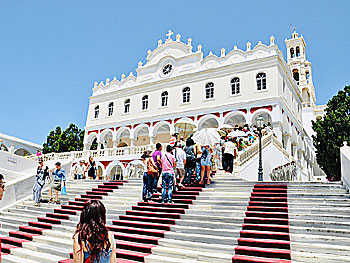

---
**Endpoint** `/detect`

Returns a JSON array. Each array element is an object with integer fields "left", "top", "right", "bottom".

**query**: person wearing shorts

[
  {"left": 174, "top": 142, "right": 186, "bottom": 187},
  {"left": 199, "top": 145, "right": 212, "bottom": 185}
]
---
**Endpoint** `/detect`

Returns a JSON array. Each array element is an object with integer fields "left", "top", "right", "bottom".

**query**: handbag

[
  {"left": 61, "top": 181, "right": 67, "bottom": 195},
  {"left": 147, "top": 158, "right": 158, "bottom": 175}
]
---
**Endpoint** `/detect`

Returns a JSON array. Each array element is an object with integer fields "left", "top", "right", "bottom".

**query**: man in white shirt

[
  {"left": 174, "top": 142, "right": 187, "bottom": 187},
  {"left": 74, "top": 160, "right": 86, "bottom": 180},
  {"left": 223, "top": 138, "right": 237, "bottom": 173}
]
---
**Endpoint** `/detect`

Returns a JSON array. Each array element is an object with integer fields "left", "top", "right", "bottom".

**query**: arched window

[
  {"left": 94, "top": 105, "right": 99, "bottom": 118},
  {"left": 305, "top": 71, "right": 310, "bottom": 79},
  {"left": 230, "top": 77, "right": 240, "bottom": 95},
  {"left": 182, "top": 87, "right": 190, "bottom": 103},
  {"left": 205, "top": 82, "right": 214, "bottom": 99},
  {"left": 256, "top": 73, "right": 267, "bottom": 90},
  {"left": 296, "top": 46, "right": 300, "bottom": 57},
  {"left": 161, "top": 91, "right": 168, "bottom": 107},
  {"left": 142, "top": 95, "right": 148, "bottom": 110},
  {"left": 124, "top": 99, "right": 130, "bottom": 113},
  {"left": 290, "top": 47, "right": 295, "bottom": 58},
  {"left": 108, "top": 102, "right": 114, "bottom": 116},
  {"left": 293, "top": 69, "right": 299, "bottom": 84}
]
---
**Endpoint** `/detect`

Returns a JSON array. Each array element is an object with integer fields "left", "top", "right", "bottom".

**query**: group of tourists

[
  {"left": 270, "top": 161, "right": 298, "bottom": 181},
  {"left": 140, "top": 138, "right": 215, "bottom": 204},
  {"left": 217, "top": 124, "right": 272, "bottom": 173},
  {"left": 72, "top": 157, "right": 99, "bottom": 180},
  {"left": 33, "top": 158, "right": 66, "bottom": 206},
  {"left": 32, "top": 156, "right": 99, "bottom": 206}
]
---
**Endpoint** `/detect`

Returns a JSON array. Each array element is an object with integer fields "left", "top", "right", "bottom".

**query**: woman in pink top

[{"left": 160, "top": 145, "right": 176, "bottom": 204}]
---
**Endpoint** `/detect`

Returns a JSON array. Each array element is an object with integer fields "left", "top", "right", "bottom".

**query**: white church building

[{"left": 79, "top": 30, "right": 325, "bottom": 181}]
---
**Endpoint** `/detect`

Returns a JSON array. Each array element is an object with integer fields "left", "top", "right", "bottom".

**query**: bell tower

[{"left": 285, "top": 29, "right": 316, "bottom": 107}]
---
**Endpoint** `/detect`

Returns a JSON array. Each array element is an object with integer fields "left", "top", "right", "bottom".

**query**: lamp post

[{"left": 257, "top": 116, "right": 264, "bottom": 181}]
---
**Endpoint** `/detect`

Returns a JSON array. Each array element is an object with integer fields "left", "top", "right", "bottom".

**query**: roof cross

[{"left": 166, "top": 30, "right": 173, "bottom": 40}]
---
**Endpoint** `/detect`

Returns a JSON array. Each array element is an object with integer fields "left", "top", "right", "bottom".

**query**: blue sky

[{"left": 1, "top": 0, "right": 349, "bottom": 144}]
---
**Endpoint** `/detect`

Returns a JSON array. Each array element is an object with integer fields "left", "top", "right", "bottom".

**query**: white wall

[
  {"left": 0, "top": 151, "right": 72, "bottom": 210},
  {"left": 340, "top": 142, "right": 350, "bottom": 191},
  {"left": 0, "top": 151, "right": 38, "bottom": 181},
  {"left": 239, "top": 143, "right": 290, "bottom": 181}
]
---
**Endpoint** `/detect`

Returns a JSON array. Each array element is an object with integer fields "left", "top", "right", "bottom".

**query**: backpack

[{"left": 185, "top": 146, "right": 195, "bottom": 161}]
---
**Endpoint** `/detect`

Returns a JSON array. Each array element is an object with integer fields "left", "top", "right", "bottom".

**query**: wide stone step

[
  {"left": 10, "top": 247, "right": 66, "bottom": 262},
  {"left": 151, "top": 245, "right": 232, "bottom": 263}
]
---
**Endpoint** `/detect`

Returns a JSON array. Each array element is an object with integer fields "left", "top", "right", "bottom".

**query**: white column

[
  {"left": 150, "top": 136, "right": 156, "bottom": 145},
  {"left": 130, "top": 138, "right": 135, "bottom": 147}
]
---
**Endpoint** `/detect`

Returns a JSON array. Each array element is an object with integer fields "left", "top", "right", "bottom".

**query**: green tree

[
  {"left": 312, "top": 85, "right": 350, "bottom": 180},
  {"left": 43, "top": 124, "right": 84, "bottom": 153}
]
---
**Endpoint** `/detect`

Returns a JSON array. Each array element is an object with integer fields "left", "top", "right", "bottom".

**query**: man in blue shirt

[{"left": 49, "top": 162, "right": 66, "bottom": 204}]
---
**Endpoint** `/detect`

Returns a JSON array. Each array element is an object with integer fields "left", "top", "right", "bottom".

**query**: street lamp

[{"left": 256, "top": 116, "right": 264, "bottom": 181}]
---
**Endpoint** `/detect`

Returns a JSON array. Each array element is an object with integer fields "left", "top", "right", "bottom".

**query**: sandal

[{"left": 48, "top": 198, "right": 53, "bottom": 203}]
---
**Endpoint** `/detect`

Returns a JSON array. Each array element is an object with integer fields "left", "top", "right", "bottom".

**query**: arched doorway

[
  {"left": 252, "top": 111, "right": 272, "bottom": 126},
  {"left": 224, "top": 113, "right": 246, "bottom": 127},
  {"left": 109, "top": 165, "right": 124, "bottom": 180},
  {"left": 14, "top": 148, "right": 31, "bottom": 156},
  {"left": 116, "top": 128, "right": 131, "bottom": 148},
  {"left": 153, "top": 122, "right": 172, "bottom": 143},
  {"left": 133, "top": 125, "right": 150, "bottom": 146},
  {"left": 198, "top": 115, "right": 219, "bottom": 130},
  {"left": 100, "top": 129, "right": 114, "bottom": 149}
]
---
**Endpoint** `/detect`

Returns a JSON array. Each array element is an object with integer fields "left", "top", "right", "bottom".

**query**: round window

[{"left": 162, "top": 63, "right": 173, "bottom": 76}]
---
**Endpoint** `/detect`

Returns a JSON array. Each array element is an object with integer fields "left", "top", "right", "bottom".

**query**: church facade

[{"left": 83, "top": 30, "right": 325, "bottom": 179}]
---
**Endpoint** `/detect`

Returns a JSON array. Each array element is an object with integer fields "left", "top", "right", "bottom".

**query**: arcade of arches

[{"left": 84, "top": 108, "right": 281, "bottom": 151}]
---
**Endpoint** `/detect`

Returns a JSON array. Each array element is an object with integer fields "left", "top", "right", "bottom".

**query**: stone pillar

[
  {"left": 272, "top": 122, "right": 282, "bottom": 142},
  {"left": 84, "top": 143, "right": 90, "bottom": 151},
  {"left": 150, "top": 136, "right": 156, "bottom": 145},
  {"left": 283, "top": 134, "right": 291, "bottom": 153},
  {"left": 10, "top": 143, "right": 15, "bottom": 154},
  {"left": 113, "top": 140, "right": 118, "bottom": 148},
  {"left": 218, "top": 112, "right": 225, "bottom": 128}
]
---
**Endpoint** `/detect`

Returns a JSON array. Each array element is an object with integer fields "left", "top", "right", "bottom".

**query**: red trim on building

[
  {"left": 133, "top": 124, "right": 139, "bottom": 129},
  {"left": 127, "top": 125, "right": 132, "bottom": 129},
  {"left": 100, "top": 129, "right": 105, "bottom": 133},
  {"left": 153, "top": 121, "right": 159, "bottom": 126},
  {"left": 197, "top": 114, "right": 204, "bottom": 120},
  {"left": 115, "top": 127, "right": 120, "bottom": 132},
  {"left": 100, "top": 161, "right": 112, "bottom": 169},
  {"left": 189, "top": 116, "right": 195, "bottom": 121},
  {"left": 87, "top": 130, "right": 98, "bottom": 135},
  {"left": 174, "top": 117, "right": 181, "bottom": 123},
  {"left": 239, "top": 109, "right": 248, "bottom": 114},
  {"left": 213, "top": 112, "right": 220, "bottom": 118},
  {"left": 145, "top": 122, "right": 151, "bottom": 127},
  {"left": 250, "top": 105, "right": 273, "bottom": 114},
  {"left": 166, "top": 119, "right": 173, "bottom": 124},
  {"left": 223, "top": 111, "right": 230, "bottom": 117}
]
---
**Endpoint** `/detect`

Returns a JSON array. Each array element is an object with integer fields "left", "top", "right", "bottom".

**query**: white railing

[
  {"left": 236, "top": 133, "right": 274, "bottom": 166},
  {"left": 235, "top": 133, "right": 305, "bottom": 175},
  {"left": 29, "top": 144, "right": 157, "bottom": 162}
]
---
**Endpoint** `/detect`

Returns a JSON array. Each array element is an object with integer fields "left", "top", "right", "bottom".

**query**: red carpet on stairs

[
  {"left": 232, "top": 183, "right": 292, "bottom": 263},
  {"left": 0, "top": 181, "right": 126, "bottom": 260},
  {"left": 103, "top": 172, "right": 213, "bottom": 263}
]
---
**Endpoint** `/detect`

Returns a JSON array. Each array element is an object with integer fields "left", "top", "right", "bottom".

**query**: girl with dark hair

[{"left": 73, "top": 199, "right": 116, "bottom": 263}]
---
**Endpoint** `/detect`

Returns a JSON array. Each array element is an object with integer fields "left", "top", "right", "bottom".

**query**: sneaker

[{"left": 167, "top": 201, "right": 174, "bottom": 204}]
